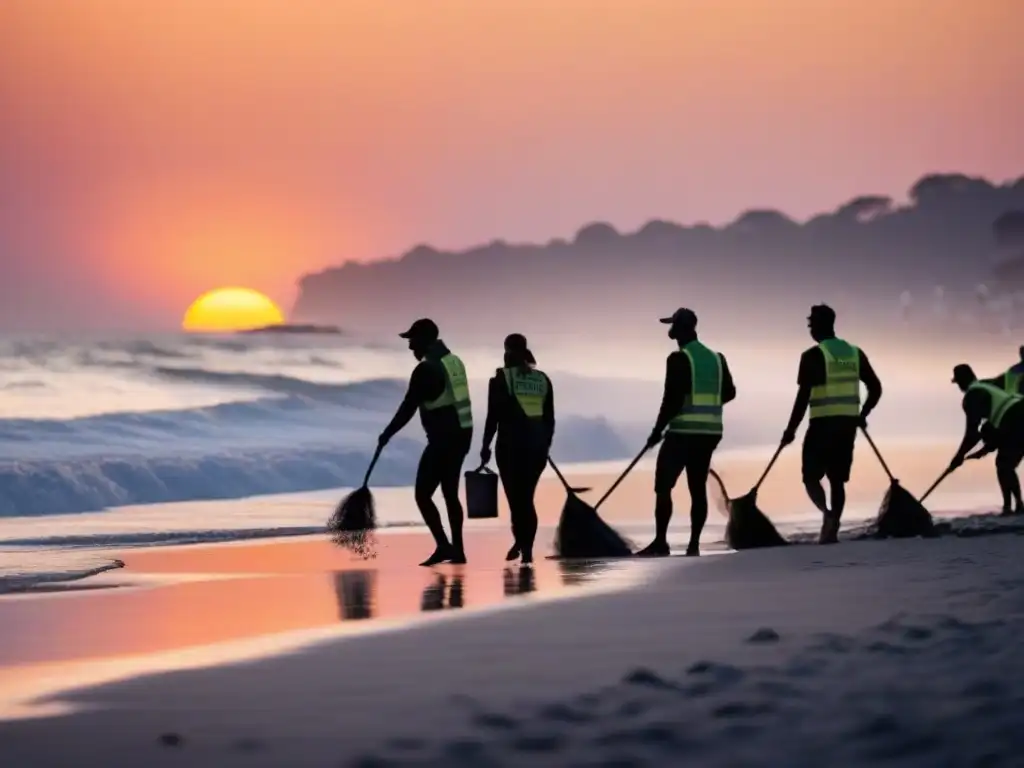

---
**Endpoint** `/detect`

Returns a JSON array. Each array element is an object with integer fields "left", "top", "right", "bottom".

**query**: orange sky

[{"left": 0, "top": 0, "right": 1021, "bottom": 330}]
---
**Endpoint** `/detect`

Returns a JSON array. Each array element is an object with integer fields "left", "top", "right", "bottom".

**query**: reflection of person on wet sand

[
  {"left": 503, "top": 566, "right": 536, "bottom": 596},
  {"left": 333, "top": 571, "right": 376, "bottom": 621},
  {"left": 420, "top": 573, "right": 464, "bottom": 611}
]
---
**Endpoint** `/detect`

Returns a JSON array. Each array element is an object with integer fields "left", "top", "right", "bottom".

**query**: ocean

[{"left": 0, "top": 332, "right": 1002, "bottom": 592}]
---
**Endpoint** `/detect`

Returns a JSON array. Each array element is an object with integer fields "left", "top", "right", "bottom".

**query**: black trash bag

[
  {"left": 709, "top": 469, "right": 789, "bottom": 550},
  {"left": 554, "top": 490, "right": 634, "bottom": 559},
  {"left": 327, "top": 486, "right": 378, "bottom": 559},
  {"left": 872, "top": 480, "right": 935, "bottom": 539}
]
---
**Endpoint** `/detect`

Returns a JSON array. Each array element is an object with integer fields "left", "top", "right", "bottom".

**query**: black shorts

[
  {"left": 654, "top": 433, "right": 722, "bottom": 494},
  {"left": 802, "top": 417, "right": 858, "bottom": 484}
]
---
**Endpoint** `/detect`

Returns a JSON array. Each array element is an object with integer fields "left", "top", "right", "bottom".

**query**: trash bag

[
  {"left": 553, "top": 491, "right": 634, "bottom": 559},
  {"left": 873, "top": 480, "right": 935, "bottom": 539},
  {"left": 465, "top": 465, "right": 499, "bottom": 519},
  {"left": 709, "top": 469, "right": 789, "bottom": 550},
  {"left": 327, "top": 486, "right": 378, "bottom": 559}
]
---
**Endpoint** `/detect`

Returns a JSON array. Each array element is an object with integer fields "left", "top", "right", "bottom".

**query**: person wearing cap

[
  {"left": 948, "top": 363, "right": 1024, "bottom": 516},
  {"left": 378, "top": 318, "right": 473, "bottom": 565},
  {"left": 998, "top": 346, "right": 1024, "bottom": 394},
  {"left": 480, "top": 333, "right": 555, "bottom": 565},
  {"left": 780, "top": 305, "right": 882, "bottom": 544},
  {"left": 639, "top": 308, "right": 736, "bottom": 557}
]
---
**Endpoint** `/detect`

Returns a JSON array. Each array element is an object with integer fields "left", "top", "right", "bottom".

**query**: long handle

[
  {"left": 594, "top": 445, "right": 650, "bottom": 510},
  {"left": 362, "top": 444, "right": 383, "bottom": 488},
  {"left": 919, "top": 468, "right": 951, "bottom": 504},
  {"left": 547, "top": 457, "right": 573, "bottom": 493},
  {"left": 752, "top": 443, "right": 785, "bottom": 492},
  {"left": 860, "top": 427, "right": 895, "bottom": 483}
]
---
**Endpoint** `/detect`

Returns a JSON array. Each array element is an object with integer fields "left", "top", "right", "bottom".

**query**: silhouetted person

[
  {"left": 949, "top": 363, "right": 1024, "bottom": 516},
  {"left": 639, "top": 308, "right": 736, "bottom": 557},
  {"left": 781, "top": 305, "right": 882, "bottom": 544},
  {"left": 379, "top": 318, "right": 472, "bottom": 566},
  {"left": 1000, "top": 346, "right": 1024, "bottom": 393},
  {"left": 480, "top": 333, "right": 554, "bottom": 565}
]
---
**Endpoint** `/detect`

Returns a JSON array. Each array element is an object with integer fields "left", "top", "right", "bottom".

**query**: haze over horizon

[{"left": 1, "top": 0, "right": 1022, "bottom": 331}]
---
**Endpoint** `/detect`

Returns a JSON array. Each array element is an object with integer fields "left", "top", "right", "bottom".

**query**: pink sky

[{"left": 0, "top": 0, "right": 1021, "bottom": 330}]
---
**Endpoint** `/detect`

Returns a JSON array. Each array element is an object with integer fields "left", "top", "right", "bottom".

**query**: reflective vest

[
  {"left": 502, "top": 367, "right": 548, "bottom": 419},
  {"left": 1003, "top": 363, "right": 1024, "bottom": 394},
  {"left": 967, "top": 381, "right": 1022, "bottom": 429},
  {"left": 667, "top": 340, "right": 723, "bottom": 435},
  {"left": 809, "top": 338, "right": 860, "bottom": 419},
  {"left": 422, "top": 353, "right": 473, "bottom": 429}
]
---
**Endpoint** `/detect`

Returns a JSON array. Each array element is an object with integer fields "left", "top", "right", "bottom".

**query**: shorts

[
  {"left": 802, "top": 417, "right": 858, "bottom": 484},
  {"left": 654, "top": 433, "right": 722, "bottom": 494}
]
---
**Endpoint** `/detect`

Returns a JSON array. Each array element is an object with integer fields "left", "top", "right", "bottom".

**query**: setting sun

[{"left": 182, "top": 287, "right": 284, "bottom": 332}]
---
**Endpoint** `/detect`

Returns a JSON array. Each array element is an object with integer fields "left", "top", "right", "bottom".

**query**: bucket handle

[{"left": 469, "top": 462, "right": 497, "bottom": 475}]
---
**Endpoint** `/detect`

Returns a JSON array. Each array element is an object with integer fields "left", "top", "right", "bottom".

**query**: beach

[{"left": 2, "top": 442, "right": 1024, "bottom": 766}]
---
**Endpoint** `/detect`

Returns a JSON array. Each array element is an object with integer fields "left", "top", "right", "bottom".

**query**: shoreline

[{"left": 2, "top": 531, "right": 1023, "bottom": 765}]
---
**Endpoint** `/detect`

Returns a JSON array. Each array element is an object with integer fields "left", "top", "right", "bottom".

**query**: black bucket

[{"left": 465, "top": 465, "right": 499, "bottom": 519}]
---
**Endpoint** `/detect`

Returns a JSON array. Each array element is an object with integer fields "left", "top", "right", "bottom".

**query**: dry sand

[{"left": 2, "top": 443, "right": 1023, "bottom": 766}]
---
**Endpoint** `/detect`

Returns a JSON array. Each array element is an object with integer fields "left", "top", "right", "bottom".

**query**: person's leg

[
  {"left": 683, "top": 435, "right": 720, "bottom": 556},
  {"left": 517, "top": 452, "right": 545, "bottom": 564},
  {"left": 497, "top": 443, "right": 521, "bottom": 560},
  {"left": 822, "top": 422, "right": 856, "bottom": 542},
  {"left": 438, "top": 432, "right": 470, "bottom": 563},
  {"left": 801, "top": 423, "right": 829, "bottom": 516},
  {"left": 638, "top": 436, "right": 685, "bottom": 556},
  {"left": 414, "top": 443, "right": 453, "bottom": 566},
  {"left": 995, "top": 446, "right": 1022, "bottom": 515}
]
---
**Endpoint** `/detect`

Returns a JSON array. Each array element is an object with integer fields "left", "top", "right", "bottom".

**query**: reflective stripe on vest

[
  {"left": 968, "top": 381, "right": 1022, "bottom": 429},
  {"left": 422, "top": 353, "right": 473, "bottom": 428},
  {"left": 809, "top": 338, "right": 860, "bottom": 419},
  {"left": 1003, "top": 364, "right": 1024, "bottom": 394},
  {"left": 668, "top": 340, "right": 723, "bottom": 435},
  {"left": 502, "top": 367, "right": 548, "bottom": 419}
]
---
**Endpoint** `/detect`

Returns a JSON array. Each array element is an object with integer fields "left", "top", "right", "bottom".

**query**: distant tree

[
  {"left": 573, "top": 222, "right": 619, "bottom": 247},
  {"left": 993, "top": 210, "right": 1024, "bottom": 247},
  {"left": 909, "top": 173, "right": 992, "bottom": 207},
  {"left": 727, "top": 209, "right": 797, "bottom": 233},
  {"left": 834, "top": 195, "right": 893, "bottom": 222}
]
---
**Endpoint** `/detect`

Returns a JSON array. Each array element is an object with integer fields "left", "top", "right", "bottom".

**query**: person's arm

[
  {"left": 953, "top": 393, "right": 985, "bottom": 463},
  {"left": 719, "top": 354, "right": 736, "bottom": 404},
  {"left": 480, "top": 373, "right": 503, "bottom": 456},
  {"left": 783, "top": 350, "right": 816, "bottom": 438},
  {"left": 380, "top": 363, "right": 434, "bottom": 443},
  {"left": 543, "top": 374, "right": 555, "bottom": 444},
  {"left": 858, "top": 350, "right": 882, "bottom": 420},
  {"left": 651, "top": 354, "right": 686, "bottom": 438}
]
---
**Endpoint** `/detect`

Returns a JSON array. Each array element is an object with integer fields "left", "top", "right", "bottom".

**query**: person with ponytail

[{"left": 480, "top": 334, "right": 555, "bottom": 564}]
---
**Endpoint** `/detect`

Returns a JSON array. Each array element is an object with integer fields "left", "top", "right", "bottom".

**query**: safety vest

[
  {"left": 809, "top": 338, "right": 861, "bottom": 419},
  {"left": 1003, "top": 363, "right": 1024, "bottom": 394},
  {"left": 422, "top": 353, "right": 473, "bottom": 429},
  {"left": 967, "top": 381, "right": 1022, "bottom": 429},
  {"left": 667, "top": 340, "right": 723, "bottom": 435},
  {"left": 502, "top": 367, "right": 548, "bottom": 419}
]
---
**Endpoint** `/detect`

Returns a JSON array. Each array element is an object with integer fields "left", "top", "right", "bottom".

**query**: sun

[{"left": 182, "top": 287, "right": 285, "bottom": 332}]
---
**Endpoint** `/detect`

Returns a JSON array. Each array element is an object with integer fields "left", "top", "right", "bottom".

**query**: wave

[
  {"left": 0, "top": 552, "right": 126, "bottom": 594},
  {"left": 0, "top": 371, "right": 637, "bottom": 517}
]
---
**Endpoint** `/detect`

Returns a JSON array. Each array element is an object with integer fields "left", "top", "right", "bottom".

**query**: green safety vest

[
  {"left": 667, "top": 340, "right": 723, "bottom": 435},
  {"left": 967, "top": 381, "right": 1022, "bottom": 429},
  {"left": 422, "top": 353, "right": 473, "bottom": 429},
  {"left": 502, "top": 367, "right": 549, "bottom": 419},
  {"left": 1003, "top": 364, "right": 1024, "bottom": 394},
  {"left": 809, "top": 338, "right": 861, "bottom": 419}
]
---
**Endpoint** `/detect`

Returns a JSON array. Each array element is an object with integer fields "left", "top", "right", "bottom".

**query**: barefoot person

[
  {"left": 949, "top": 363, "right": 1024, "bottom": 516},
  {"left": 480, "top": 334, "right": 554, "bottom": 565},
  {"left": 638, "top": 308, "right": 736, "bottom": 557},
  {"left": 781, "top": 305, "right": 882, "bottom": 544},
  {"left": 378, "top": 318, "right": 472, "bottom": 566}
]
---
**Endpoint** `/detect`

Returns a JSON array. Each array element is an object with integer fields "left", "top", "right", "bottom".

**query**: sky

[{"left": 0, "top": 0, "right": 1022, "bottom": 331}]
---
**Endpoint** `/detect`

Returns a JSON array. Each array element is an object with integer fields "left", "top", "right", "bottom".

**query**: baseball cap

[
  {"left": 398, "top": 318, "right": 439, "bottom": 341},
  {"left": 951, "top": 363, "right": 974, "bottom": 383},
  {"left": 659, "top": 308, "right": 698, "bottom": 328}
]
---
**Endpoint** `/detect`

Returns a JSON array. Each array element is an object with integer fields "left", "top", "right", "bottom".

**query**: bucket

[{"left": 465, "top": 464, "right": 499, "bottom": 519}]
